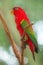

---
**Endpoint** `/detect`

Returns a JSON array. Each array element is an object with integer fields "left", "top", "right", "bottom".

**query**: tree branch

[
  {"left": 0, "top": 11, "right": 21, "bottom": 64},
  {"left": 21, "top": 42, "right": 25, "bottom": 65},
  {"left": 0, "top": 11, "right": 26, "bottom": 65}
]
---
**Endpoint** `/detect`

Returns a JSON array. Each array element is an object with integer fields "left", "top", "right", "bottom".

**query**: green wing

[{"left": 20, "top": 20, "right": 39, "bottom": 52}]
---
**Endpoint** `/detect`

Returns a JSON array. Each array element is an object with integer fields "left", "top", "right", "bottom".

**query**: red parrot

[{"left": 11, "top": 7, "right": 39, "bottom": 60}]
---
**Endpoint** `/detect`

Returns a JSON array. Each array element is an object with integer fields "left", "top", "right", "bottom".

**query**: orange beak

[{"left": 11, "top": 10, "right": 14, "bottom": 15}]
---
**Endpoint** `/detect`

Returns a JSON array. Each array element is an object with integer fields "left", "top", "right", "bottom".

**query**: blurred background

[{"left": 0, "top": 0, "right": 43, "bottom": 65}]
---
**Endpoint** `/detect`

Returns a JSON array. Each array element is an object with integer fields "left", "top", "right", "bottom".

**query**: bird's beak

[{"left": 10, "top": 10, "right": 14, "bottom": 15}]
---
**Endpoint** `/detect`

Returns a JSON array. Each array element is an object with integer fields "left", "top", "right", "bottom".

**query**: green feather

[{"left": 20, "top": 20, "right": 39, "bottom": 51}]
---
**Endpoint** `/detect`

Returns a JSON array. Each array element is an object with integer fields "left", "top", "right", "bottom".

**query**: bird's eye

[{"left": 15, "top": 7, "right": 19, "bottom": 10}]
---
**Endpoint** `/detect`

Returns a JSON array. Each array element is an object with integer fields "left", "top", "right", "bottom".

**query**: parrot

[{"left": 11, "top": 7, "right": 39, "bottom": 60}]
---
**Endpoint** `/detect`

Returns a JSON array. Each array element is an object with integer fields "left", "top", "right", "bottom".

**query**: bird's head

[
  {"left": 11, "top": 7, "right": 25, "bottom": 17},
  {"left": 11, "top": 7, "right": 27, "bottom": 24},
  {"left": 11, "top": 7, "right": 29, "bottom": 24}
]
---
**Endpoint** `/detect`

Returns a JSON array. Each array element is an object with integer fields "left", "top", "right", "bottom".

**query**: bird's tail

[
  {"left": 35, "top": 44, "right": 39, "bottom": 53},
  {"left": 32, "top": 52, "right": 35, "bottom": 61}
]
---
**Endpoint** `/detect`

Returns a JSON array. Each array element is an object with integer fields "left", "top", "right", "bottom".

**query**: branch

[
  {"left": 0, "top": 11, "right": 26, "bottom": 65},
  {"left": 21, "top": 42, "right": 25, "bottom": 65},
  {"left": 24, "top": 23, "right": 34, "bottom": 29},
  {"left": 0, "top": 11, "right": 21, "bottom": 64}
]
